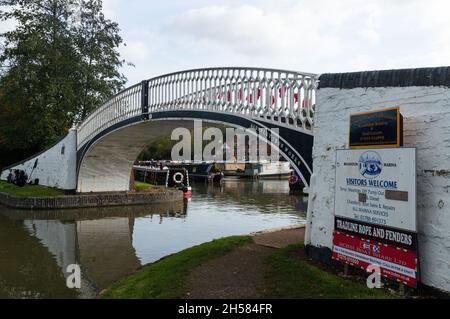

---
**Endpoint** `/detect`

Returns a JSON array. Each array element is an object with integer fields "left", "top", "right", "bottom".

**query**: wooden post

[
  {"left": 399, "top": 283, "right": 406, "bottom": 296},
  {"left": 129, "top": 168, "right": 136, "bottom": 191}
]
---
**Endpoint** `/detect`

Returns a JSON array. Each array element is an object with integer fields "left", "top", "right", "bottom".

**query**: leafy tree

[
  {"left": 0, "top": 0, "right": 127, "bottom": 168},
  {"left": 137, "top": 126, "right": 228, "bottom": 162},
  {"left": 138, "top": 137, "right": 176, "bottom": 162},
  {"left": 72, "top": 0, "right": 127, "bottom": 122},
  {"left": 0, "top": 0, "right": 78, "bottom": 152}
]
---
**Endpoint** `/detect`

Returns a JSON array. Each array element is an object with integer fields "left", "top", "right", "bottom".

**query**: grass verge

[
  {"left": 134, "top": 181, "right": 166, "bottom": 192},
  {"left": 263, "top": 243, "right": 398, "bottom": 299},
  {"left": 0, "top": 180, "right": 64, "bottom": 197},
  {"left": 100, "top": 236, "right": 252, "bottom": 299}
]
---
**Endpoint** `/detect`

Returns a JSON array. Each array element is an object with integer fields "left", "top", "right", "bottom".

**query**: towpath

[{"left": 186, "top": 226, "right": 305, "bottom": 299}]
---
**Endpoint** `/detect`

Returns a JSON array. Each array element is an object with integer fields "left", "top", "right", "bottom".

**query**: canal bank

[
  {"left": 0, "top": 180, "right": 183, "bottom": 209},
  {"left": 0, "top": 180, "right": 306, "bottom": 298},
  {"left": 100, "top": 226, "right": 395, "bottom": 299}
]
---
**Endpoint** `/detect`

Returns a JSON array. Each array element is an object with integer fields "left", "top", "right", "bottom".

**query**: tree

[
  {"left": 138, "top": 137, "right": 175, "bottom": 162},
  {"left": 0, "top": 0, "right": 78, "bottom": 151},
  {"left": 0, "top": 0, "right": 127, "bottom": 168},
  {"left": 71, "top": 0, "right": 127, "bottom": 122},
  {"left": 137, "top": 126, "right": 228, "bottom": 162}
]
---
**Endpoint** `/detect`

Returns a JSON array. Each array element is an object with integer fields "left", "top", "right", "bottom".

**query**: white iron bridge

[{"left": 1, "top": 67, "right": 319, "bottom": 192}]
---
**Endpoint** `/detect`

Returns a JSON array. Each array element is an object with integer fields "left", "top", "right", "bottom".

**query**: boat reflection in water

[
  {"left": 206, "top": 179, "right": 308, "bottom": 213},
  {"left": 0, "top": 179, "right": 306, "bottom": 299}
]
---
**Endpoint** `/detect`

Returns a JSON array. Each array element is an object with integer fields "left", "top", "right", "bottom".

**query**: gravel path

[{"left": 186, "top": 227, "right": 305, "bottom": 299}]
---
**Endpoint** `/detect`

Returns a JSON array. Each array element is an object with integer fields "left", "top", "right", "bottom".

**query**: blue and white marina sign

[{"left": 335, "top": 148, "right": 417, "bottom": 233}]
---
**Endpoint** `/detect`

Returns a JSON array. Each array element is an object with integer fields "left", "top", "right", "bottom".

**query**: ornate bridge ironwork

[{"left": 77, "top": 67, "right": 318, "bottom": 150}]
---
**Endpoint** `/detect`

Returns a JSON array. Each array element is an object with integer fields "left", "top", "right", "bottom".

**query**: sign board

[
  {"left": 334, "top": 216, "right": 417, "bottom": 250},
  {"left": 332, "top": 232, "right": 417, "bottom": 287},
  {"left": 335, "top": 148, "right": 416, "bottom": 232},
  {"left": 349, "top": 107, "right": 403, "bottom": 148},
  {"left": 333, "top": 147, "right": 418, "bottom": 287},
  {"left": 334, "top": 106, "right": 418, "bottom": 288}
]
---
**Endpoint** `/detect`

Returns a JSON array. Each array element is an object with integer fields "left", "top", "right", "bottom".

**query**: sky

[{"left": 3, "top": 0, "right": 450, "bottom": 86}]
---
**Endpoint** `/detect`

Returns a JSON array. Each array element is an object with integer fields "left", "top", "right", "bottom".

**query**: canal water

[{"left": 0, "top": 179, "right": 307, "bottom": 298}]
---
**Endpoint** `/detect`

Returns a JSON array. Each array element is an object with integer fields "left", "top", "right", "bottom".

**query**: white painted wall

[
  {"left": 310, "top": 86, "right": 450, "bottom": 292},
  {"left": 0, "top": 128, "right": 77, "bottom": 190},
  {"left": 23, "top": 219, "right": 76, "bottom": 275}
]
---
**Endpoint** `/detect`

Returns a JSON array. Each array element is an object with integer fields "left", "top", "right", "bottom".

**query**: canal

[{"left": 0, "top": 179, "right": 307, "bottom": 298}]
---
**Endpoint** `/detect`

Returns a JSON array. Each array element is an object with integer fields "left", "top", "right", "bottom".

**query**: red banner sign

[{"left": 332, "top": 231, "right": 418, "bottom": 287}]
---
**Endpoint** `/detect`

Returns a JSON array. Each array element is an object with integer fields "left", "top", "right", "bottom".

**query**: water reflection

[
  {"left": 0, "top": 203, "right": 185, "bottom": 298},
  {"left": 202, "top": 180, "right": 308, "bottom": 213},
  {"left": 0, "top": 180, "right": 306, "bottom": 298}
]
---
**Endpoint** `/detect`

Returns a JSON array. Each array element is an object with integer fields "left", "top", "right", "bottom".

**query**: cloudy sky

[{"left": 3, "top": 0, "right": 450, "bottom": 86}]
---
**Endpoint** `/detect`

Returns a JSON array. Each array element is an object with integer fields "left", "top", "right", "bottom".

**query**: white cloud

[
  {"left": 5, "top": 0, "right": 445, "bottom": 84},
  {"left": 168, "top": 4, "right": 342, "bottom": 63},
  {"left": 120, "top": 41, "right": 152, "bottom": 61},
  {"left": 102, "top": 0, "right": 120, "bottom": 20},
  {"left": 157, "top": 0, "right": 450, "bottom": 76},
  {"left": 7, "top": 0, "right": 450, "bottom": 85}
]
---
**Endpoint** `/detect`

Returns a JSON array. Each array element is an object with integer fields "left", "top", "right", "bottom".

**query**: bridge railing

[
  {"left": 77, "top": 67, "right": 318, "bottom": 149},
  {"left": 77, "top": 83, "right": 142, "bottom": 149}
]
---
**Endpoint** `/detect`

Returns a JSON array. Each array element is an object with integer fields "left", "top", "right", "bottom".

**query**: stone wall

[
  {"left": 0, "top": 189, "right": 183, "bottom": 210},
  {"left": 308, "top": 67, "right": 450, "bottom": 293}
]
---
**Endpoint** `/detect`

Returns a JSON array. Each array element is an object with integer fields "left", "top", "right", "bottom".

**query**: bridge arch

[
  {"left": 77, "top": 111, "right": 314, "bottom": 192},
  {"left": 76, "top": 67, "right": 318, "bottom": 193}
]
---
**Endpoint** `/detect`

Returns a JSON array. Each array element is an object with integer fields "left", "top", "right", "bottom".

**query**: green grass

[
  {"left": 100, "top": 236, "right": 252, "bottom": 299},
  {"left": 100, "top": 236, "right": 399, "bottom": 299},
  {"left": 263, "top": 243, "right": 397, "bottom": 299},
  {"left": 134, "top": 181, "right": 165, "bottom": 192},
  {"left": 0, "top": 180, "right": 64, "bottom": 197}
]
